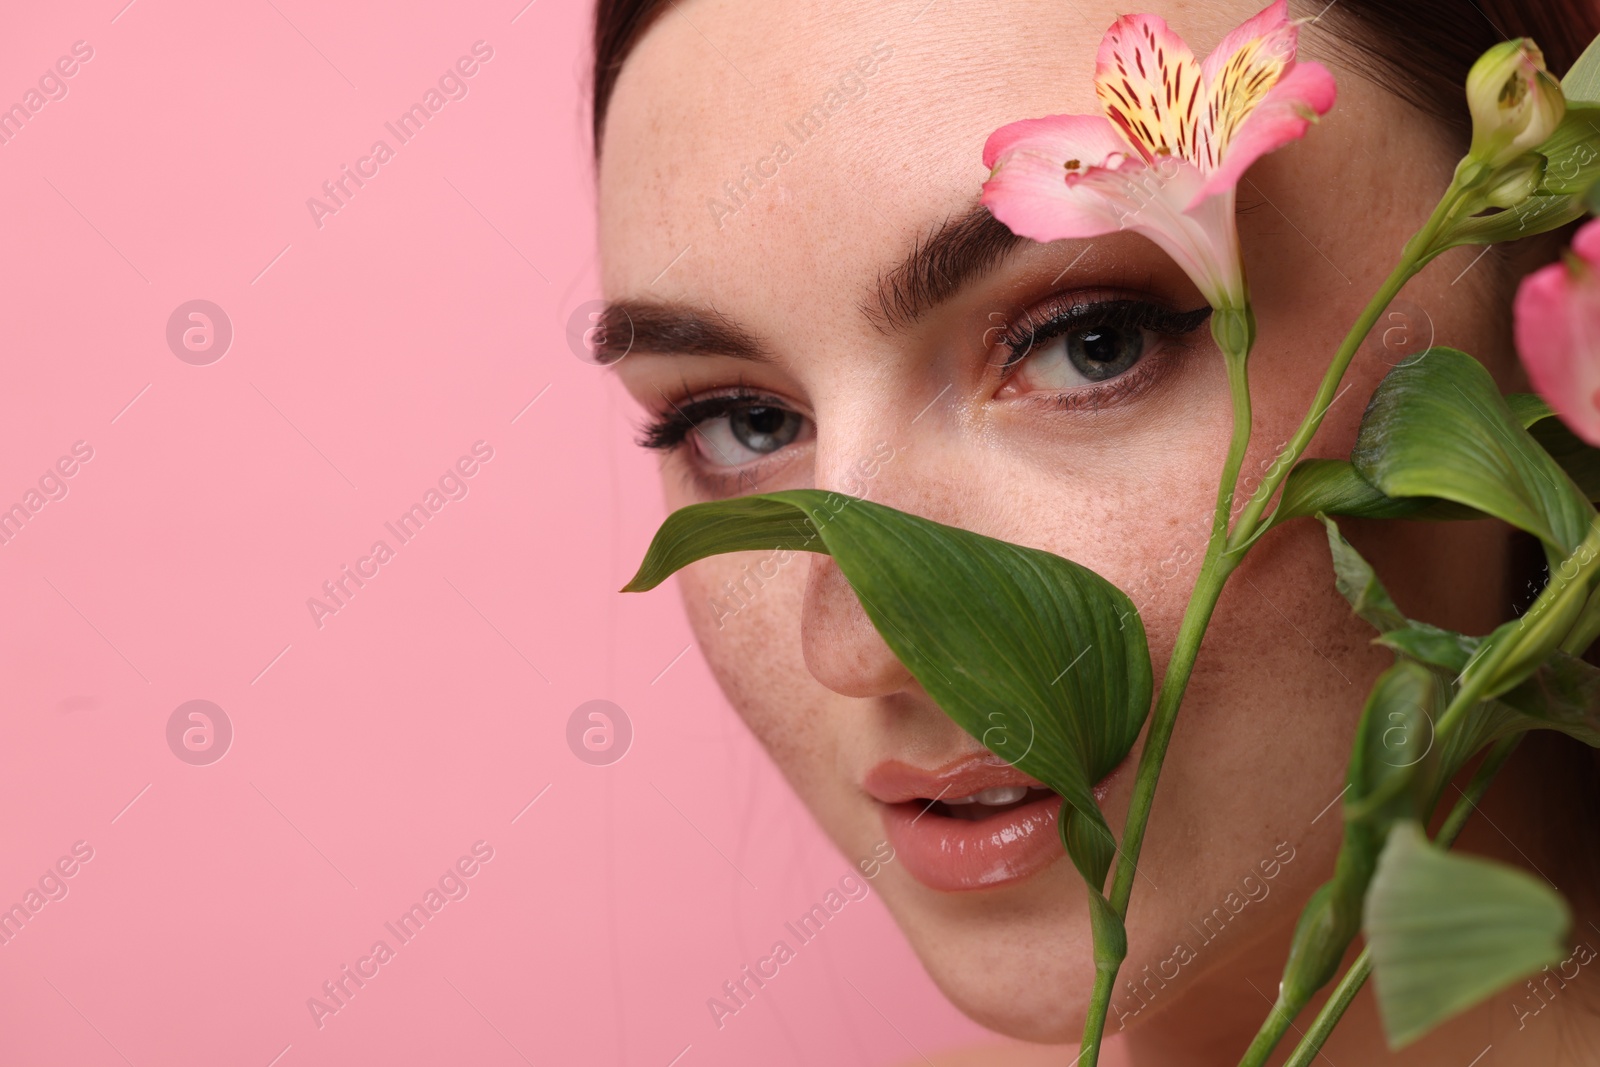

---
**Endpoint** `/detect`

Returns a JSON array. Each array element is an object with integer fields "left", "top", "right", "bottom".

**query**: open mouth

[
  {"left": 865, "top": 751, "right": 1128, "bottom": 893},
  {"left": 917, "top": 784, "right": 1059, "bottom": 822},
  {"left": 873, "top": 770, "right": 1067, "bottom": 893}
]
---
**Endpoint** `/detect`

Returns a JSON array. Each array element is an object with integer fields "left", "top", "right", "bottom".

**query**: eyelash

[
  {"left": 996, "top": 296, "right": 1212, "bottom": 375},
  {"left": 637, "top": 296, "right": 1214, "bottom": 452},
  {"left": 638, "top": 389, "right": 785, "bottom": 452}
]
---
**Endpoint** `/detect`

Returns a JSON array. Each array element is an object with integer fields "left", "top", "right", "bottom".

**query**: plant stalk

[
  {"left": 1228, "top": 190, "right": 1468, "bottom": 551},
  {"left": 1278, "top": 735, "right": 1524, "bottom": 1067},
  {"left": 1077, "top": 316, "right": 1255, "bottom": 1064}
]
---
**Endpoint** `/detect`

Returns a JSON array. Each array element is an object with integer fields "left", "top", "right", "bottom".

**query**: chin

[{"left": 871, "top": 860, "right": 1099, "bottom": 1044}]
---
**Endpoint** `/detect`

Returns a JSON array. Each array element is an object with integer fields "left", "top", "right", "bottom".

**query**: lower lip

[{"left": 880, "top": 792, "right": 1064, "bottom": 893}]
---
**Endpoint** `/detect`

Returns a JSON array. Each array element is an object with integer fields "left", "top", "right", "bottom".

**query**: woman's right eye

[
  {"left": 692, "top": 403, "right": 812, "bottom": 467},
  {"left": 640, "top": 393, "right": 816, "bottom": 469}
]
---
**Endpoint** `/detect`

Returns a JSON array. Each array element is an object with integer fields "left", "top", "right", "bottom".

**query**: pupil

[
  {"left": 745, "top": 406, "right": 784, "bottom": 434},
  {"left": 731, "top": 405, "right": 801, "bottom": 453},
  {"left": 1067, "top": 324, "right": 1142, "bottom": 381},
  {"left": 1080, "top": 329, "right": 1117, "bottom": 363}
]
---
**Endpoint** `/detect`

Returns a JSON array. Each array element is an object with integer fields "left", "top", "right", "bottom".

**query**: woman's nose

[
  {"left": 800, "top": 554, "right": 917, "bottom": 697},
  {"left": 797, "top": 433, "right": 925, "bottom": 699}
]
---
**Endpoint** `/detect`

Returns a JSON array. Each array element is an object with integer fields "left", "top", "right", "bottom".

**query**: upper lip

[{"left": 863, "top": 751, "right": 1048, "bottom": 805}]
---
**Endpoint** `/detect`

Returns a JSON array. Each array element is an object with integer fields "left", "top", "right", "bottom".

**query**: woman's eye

[
  {"left": 1015, "top": 323, "right": 1149, "bottom": 390},
  {"left": 997, "top": 299, "right": 1211, "bottom": 398},
  {"left": 693, "top": 404, "right": 812, "bottom": 466}
]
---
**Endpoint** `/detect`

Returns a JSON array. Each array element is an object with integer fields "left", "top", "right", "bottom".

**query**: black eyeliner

[
  {"left": 1001, "top": 299, "right": 1212, "bottom": 371},
  {"left": 638, "top": 389, "right": 787, "bottom": 451}
]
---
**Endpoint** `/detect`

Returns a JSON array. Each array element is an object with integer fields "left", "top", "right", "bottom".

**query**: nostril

[{"left": 799, "top": 555, "right": 915, "bottom": 698}]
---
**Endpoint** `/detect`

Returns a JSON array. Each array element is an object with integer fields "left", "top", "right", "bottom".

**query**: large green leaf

[
  {"left": 1264, "top": 391, "right": 1595, "bottom": 540},
  {"left": 1273, "top": 461, "right": 1438, "bottom": 527},
  {"left": 1350, "top": 349, "right": 1595, "bottom": 560},
  {"left": 1271, "top": 392, "right": 1600, "bottom": 531},
  {"left": 624, "top": 490, "right": 1153, "bottom": 901},
  {"left": 1366, "top": 821, "right": 1570, "bottom": 1049}
]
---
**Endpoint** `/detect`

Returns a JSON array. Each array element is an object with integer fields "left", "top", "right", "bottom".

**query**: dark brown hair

[{"left": 590, "top": 0, "right": 1600, "bottom": 154}]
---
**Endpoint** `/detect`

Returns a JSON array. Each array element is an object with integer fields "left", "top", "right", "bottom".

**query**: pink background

[{"left": 0, "top": 1, "right": 1061, "bottom": 1063}]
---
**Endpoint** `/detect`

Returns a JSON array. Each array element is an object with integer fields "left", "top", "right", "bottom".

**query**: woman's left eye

[
  {"left": 1013, "top": 322, "right": 1148, "bottom": 390},
  {"left": 997, "top": 298, "right": 1211, "bottom": 397}
]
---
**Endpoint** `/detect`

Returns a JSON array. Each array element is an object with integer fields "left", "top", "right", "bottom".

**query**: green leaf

[
  {"left": 1274, "top": 461, "right": 1439, "bottom": 526},
  {"left": 1374, "top": 624, "right": 1482, "bottom": 674},
  {"left": 1527, "top": 106, "right": 1600, "bottom": 196},
  {"left": 1270, "top": 394, "right": 1600, "bottom": 531},
  {"left": 1563, "top": 33, "right": 1600, "bottom": 105},
  {"left": 1366, "top": 821, "right": 1570, "bottom": 1049},
  {"left": 1527, "top": 409, "right": 1600, "bottom": 502},
  {"left": 1351, "top": 349, "right": 1595, "bottom": 560},
  {"left": 1506, "top": 392, "right": 1554, "bottom": 428},
  {"left": 1498, "top": 649, "right": 1600, "bottom": 746},
  {"left": 624, "top": 490, "right": 1153, "bottom": 899},
  {"left": 1321, "top": 515, "right": 1407, "bottom": 632},
  {"left": 1279, "top": 661, "right": 1435, "bottom": 1009}
]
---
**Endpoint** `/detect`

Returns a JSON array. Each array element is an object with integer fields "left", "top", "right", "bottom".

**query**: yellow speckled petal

[{"left": 1094, "top": 13, "right": 1204, "bottom": 165}]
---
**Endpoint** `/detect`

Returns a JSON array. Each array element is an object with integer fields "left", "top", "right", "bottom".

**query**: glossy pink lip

[{"left": 865, "top": 751, "right": 1124, "bottom": 893}]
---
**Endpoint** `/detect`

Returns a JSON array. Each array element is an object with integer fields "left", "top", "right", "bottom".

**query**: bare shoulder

[{"left": 895, "top": 1041, "right": 1131, "bottom": 1067}]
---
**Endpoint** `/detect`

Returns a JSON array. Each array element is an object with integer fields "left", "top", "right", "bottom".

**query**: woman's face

[{"left": 601, "top": 0, "right": 1516, "bottom": 1042}]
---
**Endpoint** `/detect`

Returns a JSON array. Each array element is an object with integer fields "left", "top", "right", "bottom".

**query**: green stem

[
  {"left": 1077, "top": 315, "right": 1256, "bottom": 1064},
  {"left": 1079, "top": 965, "right": 1120, "bottom": 1065},
  {"left": 1227, "top": 191, "right": 1467, "bottom": 551},
  {"left": 1279, "top": 735, "right": 1524, "bottom": 1067},
  {"left": 1239, "top": 994, "right": 1298, "bottom": 1066}
]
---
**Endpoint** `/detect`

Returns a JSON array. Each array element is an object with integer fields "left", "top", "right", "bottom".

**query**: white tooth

[
  {"left": 973, "top": 785, "right": 1028, "bottom": 806},
  {"left": 942, "top": 794, "right": 977, "bottom": 805}
]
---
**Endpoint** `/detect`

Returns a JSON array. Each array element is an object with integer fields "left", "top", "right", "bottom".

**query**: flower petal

[
  {"left": 1515, "top": 221, "right": 1600, "bottom": 445},
  {"left": 984, "top": 115, "right": 1245, "bottom": 306},
  {"left": 1191, "top": 61, "right": 1337, "bottom": 205},
  {"left": 1095, "top": 13, "right": 1205, "bottom": 165},
  {"left": 982, "top": 114, "right": 1141, "bottom": 241},
  {"left": 1199, "top": 0, "right": 1294, "bottom": 86},
  {"left": 1197, "top": 0, "right": 1300, "bottom": 172}
]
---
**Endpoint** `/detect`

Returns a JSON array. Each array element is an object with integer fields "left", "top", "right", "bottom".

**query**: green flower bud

[{"left": 1467, "top": 40, "right": 1565, "bottom": 170}]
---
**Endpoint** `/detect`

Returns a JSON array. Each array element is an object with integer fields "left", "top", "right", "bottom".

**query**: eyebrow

[
  {"left": 866, "top": 204, "right": 1026, "bottom": 330},
  {"left": 596, "top": 300, "right": 770, "bottom": 363},
  {"left": 601, "top": 203, "right": 1026, "bottom": 359}
]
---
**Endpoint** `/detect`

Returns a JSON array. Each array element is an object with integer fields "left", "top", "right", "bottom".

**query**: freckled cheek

[{"left": 677, "top": 558, "right": 814, "bottom": 717}]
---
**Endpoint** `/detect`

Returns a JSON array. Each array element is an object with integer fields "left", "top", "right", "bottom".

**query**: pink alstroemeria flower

[
  {"left": 981, "top": 1, "right": 1336, "bottom": 310},
  {"left": 1514, "top": 218, "right": 1600, "bottom": 445}
]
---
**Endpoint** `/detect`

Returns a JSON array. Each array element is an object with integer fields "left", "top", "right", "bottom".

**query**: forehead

[{"left": 597, "top": 0, "right": 1260, "bottom": 308}]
